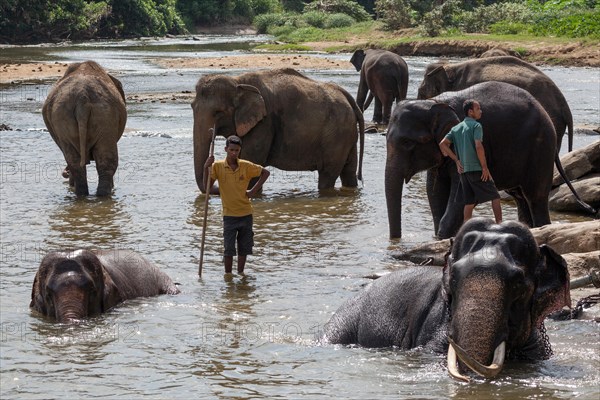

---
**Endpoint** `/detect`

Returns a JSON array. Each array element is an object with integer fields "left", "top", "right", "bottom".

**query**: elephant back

[{"left": 96, "top": 250, "right": 180, "bottom": 298}]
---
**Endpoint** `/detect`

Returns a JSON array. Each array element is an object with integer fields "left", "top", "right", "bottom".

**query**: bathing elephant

[
  {"left": 417, "top": 56, "right": 573, "bottom": 152},
  {"left": 30, "top": 249, "right": 180, "bottom": 323},
  {"left": 322, "top": 218, "right": 571, "bottom": 382},
  {"left": 42, "top": 61, "right": 127, "bottom": 196},
  {"left": 350, "top": 49, "right": 408, "bottom": 125},
  {"left": 386, "top": 81, "right": 593, "bottom": 239},
  {"left": 192, "top": 68, "right": 364, "bottom": 192}
]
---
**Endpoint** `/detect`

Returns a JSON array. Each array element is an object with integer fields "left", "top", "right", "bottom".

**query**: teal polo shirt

[{"left": 444, "top": 117, "right": 483, "bottom": 173}]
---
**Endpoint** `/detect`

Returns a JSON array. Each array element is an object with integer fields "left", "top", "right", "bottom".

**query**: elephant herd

[{"left": 35, "top": 51, "right": 593, "bottom": 382}]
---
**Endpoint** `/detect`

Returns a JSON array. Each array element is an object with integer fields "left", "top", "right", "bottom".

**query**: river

[{"left": 0, "top": 35, "right": 598, "bottom": 399}]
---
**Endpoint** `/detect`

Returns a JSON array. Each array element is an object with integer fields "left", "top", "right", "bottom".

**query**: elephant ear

[
  {"left": 234, "top": 84, "right": 267, "bottom": 137},
  {"left": 108, "top": 74, "right": 126, "bottom": 103},
  {"left": 430, "top": 103, "right": 460, "bottom": 141},
  {"left": 350, "top": 49, "right": 365, "bottom": 71},
  {"left": 29, "top": 270, "right": 46, "bottom": 314},
  {"left": 101, "top": 268, "right": 122, "bottom": 312},
  {"left": 531, "top": 244, "right": 571, "bottom": 328}
]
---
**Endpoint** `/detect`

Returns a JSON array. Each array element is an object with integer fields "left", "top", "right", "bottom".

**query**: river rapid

[{"left": 1, "top": 35, "right": 599, "bottom": 399}]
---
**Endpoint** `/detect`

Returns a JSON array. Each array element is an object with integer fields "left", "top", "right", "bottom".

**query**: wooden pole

[{"left": 199, "top": 127, "right": 216, "bottom": 276}]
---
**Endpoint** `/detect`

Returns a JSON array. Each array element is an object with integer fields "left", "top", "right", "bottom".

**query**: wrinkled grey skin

[
  {"left": 322, "top": 218, "right": 570, "bottom": 380},
  {"left": 31, "top": 249, "right": 180, "bottom": 323},
  {"left": 192, "top": 68, "right": 364, "bottom": 192},
  {"left": 417, "top": 56, "right": 573, "bottom": 152},
  {"left": 386, "top": 81, "right": 560, "bottom": 239},
  {"left": 350, "top": 49, "right": 408, "bottom": 125},
  {"left": 43, "top": 61, "right": 127, "bottom": 196}
]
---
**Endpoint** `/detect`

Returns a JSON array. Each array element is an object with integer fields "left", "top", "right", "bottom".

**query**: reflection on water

[
  {"left": 46, "top": 197, "right": 130, "bottom": 249},
  {"left": 0, "top": 37, "right": 598, "bottom": 399}
]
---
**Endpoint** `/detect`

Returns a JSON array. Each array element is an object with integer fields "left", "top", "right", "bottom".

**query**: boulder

[
  {"left": 553, "top": 140, "right": 600, "bottom": 186},
  {"left": 531, "top": 220, "right": 599, "bottom": 254},
  {"left": 392, "top": 220, "right": 599, "bottom": 263},
  {"left": 562, "top": 251, "right": 600, "bottom": 279},
  {"left": 549, "top": 173, "right": 600, "bottom": 211}
]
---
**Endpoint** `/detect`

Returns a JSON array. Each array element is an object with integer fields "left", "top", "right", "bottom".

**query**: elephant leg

[
  {"left": 373, "top": 97, "right": 383, "bottom": 124},
  {"left": 318, "top": 168, "right": 341, "bottom": 190},
  {"left": 93, "top": 143, "right": 118, "bottom": 197},
  {"left": 427, "top": 168, "right": 448, "bottom": 235},
  {"left": 68, "top": 163, "right": 89, "bottom": 196},
  {"left": 431, "top": 165, "right": 463, "bottom": 239},
  {"left": 381, "top": 91, "right": 394, "bottom": 125},
  {"left": 505, "top": 188, "right": 534, "bottom": 227},
  {"left": 520, "top": 187, "right": 551, "bottom": 228},
  {"left": 339, "top": 143, "right": 358, "bottom": 188}
]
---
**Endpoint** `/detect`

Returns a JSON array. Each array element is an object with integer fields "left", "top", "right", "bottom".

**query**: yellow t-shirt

[{"left": 211, "top": 159, "right": 263, "bottom": 217}]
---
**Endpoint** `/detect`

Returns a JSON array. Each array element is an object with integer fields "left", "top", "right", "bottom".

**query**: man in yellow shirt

[{"left": 204, "top": 135, "right": 270, "bottom": 274}]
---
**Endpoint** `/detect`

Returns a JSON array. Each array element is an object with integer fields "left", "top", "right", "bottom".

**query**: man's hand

[
  {"left": 481, "top": 166, "right": 492, "bottom": 181},
  {"left": 204, "top": 155, "right": 215, "bottom": 170},
  {"left": 455, "top": 159, "right": 464, "bottom": 174}
]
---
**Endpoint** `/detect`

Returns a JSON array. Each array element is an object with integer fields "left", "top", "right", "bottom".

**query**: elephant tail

[
  {"left": 351, "top": 94, "right": 365, "bottom": 182},
  {"left": 75, "top": 100, "right": 92, "bottom": 168},
  {"left": 554, "top": 152, "right": 596, "bottom": 214},
  {"left": 339, "top": 86, "right": 365, "bottom": 182}
]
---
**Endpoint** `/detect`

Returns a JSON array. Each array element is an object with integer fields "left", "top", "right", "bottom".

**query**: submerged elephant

[
  {"left": 417, "top": 56, "right": 573, "bottom": 152},
  {"left": 192, "top": 68, "right": 364, "bottom": 191},
  {"left": 350, "top": 49, "right": 409, "bottom": 125},
  {"left": 322, "top": 218, "right": 570, "bottom": 382},
  {"left": 385, "top": 81, "right": 592, "bottom": 239},
  {"left": 31, "top": 249, "right": 180, "bottom": 323},
  {"left": 42, "top": 61, "right": 127, "bottom": 196}
]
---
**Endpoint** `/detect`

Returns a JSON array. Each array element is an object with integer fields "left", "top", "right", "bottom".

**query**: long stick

[{"left": 199, "top": 127, "right": 216, "bottom": 276}]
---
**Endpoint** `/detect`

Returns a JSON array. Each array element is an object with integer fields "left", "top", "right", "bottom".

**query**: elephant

[
  {"left": 42, "top": 60, "right": 127, "bottom": 196},
  {"left": 417, "top": 56, "right": 574, "bottom": 152},
  {"left": 30, "top": 249, "right": 180, "bottom": 323},
  {"left": 191, "top": 68, "right": 364, "bottom": 192},
  {"left": 322, "top": 218, "right": 571, "bottom": 382},
  {"left": 350, "top": 49, "right": 409, "bottom": 125},
  {"left": 385, "top": 81, "right": 594, "bottom": 240}
]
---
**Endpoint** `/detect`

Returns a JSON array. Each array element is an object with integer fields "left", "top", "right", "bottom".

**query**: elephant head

[
  {"left": 30, "top": 250, "right": 121, "bottom": 323},
  {"left": 385, "top": 100, "right": 460, "bottom": 238},
  {"left": 191, "top": 74, "right": 267, "bottom": 192},
  {"left": 417, "top": 63, "right": 453, "bottom": 100},
  {"left": 443, "top": 218, "right": 571, "bottom": 382},
  {"left": 350, "top": 49, "right": 366, "bottom": 71}
]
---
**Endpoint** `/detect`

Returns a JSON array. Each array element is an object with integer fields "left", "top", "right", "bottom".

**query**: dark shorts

[
  {"left": 223, "top": 215, "right": 254, "bottom": 256},
  {"left": 457, "top": 171, "right": 500, "bottom": 205}
]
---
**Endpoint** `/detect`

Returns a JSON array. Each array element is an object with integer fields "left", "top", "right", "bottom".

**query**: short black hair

[
  {"left": 463, "top": 99, "right": 477, "bottom": 116},
  {"left": 226, "top": 135, "right": 242, "bottom": 147}
]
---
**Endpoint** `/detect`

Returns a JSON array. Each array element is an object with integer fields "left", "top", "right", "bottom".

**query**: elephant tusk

[
  {"left": 448, "top": 338, "right": 506, "bottom": 379},
  {"left": 447, "top": 343, "right": 470, "bottom": 383}
]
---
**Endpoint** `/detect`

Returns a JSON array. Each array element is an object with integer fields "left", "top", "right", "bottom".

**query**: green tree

[{"left": 304, "top": 0, "right": 371, "bottom": 21}]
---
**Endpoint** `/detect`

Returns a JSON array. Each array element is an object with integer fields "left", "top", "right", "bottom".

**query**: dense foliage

[
  {"left": 0, "top": 0, "right": 187, "bottom": 43},
  {"left": 1, "top": 0, "right": 598, "bottom": 44}
]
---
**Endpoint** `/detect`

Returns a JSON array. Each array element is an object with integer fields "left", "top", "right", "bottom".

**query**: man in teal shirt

[{"left": 439, "top": 99, "right": 502, "bottom": 224}]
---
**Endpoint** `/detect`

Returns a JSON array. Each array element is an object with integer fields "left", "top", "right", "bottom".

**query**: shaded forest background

[{"left": 0, "top": 0, "right": 598, "bottom": 44}]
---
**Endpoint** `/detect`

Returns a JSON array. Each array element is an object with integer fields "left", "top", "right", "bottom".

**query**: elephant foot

[
  {"left": 75, "top": 187, "right": 90, "bottom": 196},
  {"left": 96, "top": 177, "right": 114, "bottom": 196},
  {"left": 96, "top": 184, "right": 113, "bottom": 197}
]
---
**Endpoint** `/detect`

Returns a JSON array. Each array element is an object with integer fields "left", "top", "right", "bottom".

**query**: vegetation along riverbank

[{"left": 1, "top": 1, "right": 598, "bottom": 68}]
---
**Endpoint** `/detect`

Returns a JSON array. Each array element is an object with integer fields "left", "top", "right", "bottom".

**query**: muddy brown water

[{"left": 1, "top": 36, "right": 598, "bottom": 398}]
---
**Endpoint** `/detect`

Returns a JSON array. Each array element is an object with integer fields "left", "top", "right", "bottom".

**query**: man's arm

[
  {"left": 439, "top": 138, "right": 463, "bottom": 173},
  {"left": 247, "top": 168, "right": 270, "bottom": 198},
  {"left": 475, "top": 140, "right": 492, "bottom": 181}
]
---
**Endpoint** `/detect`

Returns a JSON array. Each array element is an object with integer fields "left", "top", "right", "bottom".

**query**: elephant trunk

[
  {"left": 385, "top": 153, "right": 404, "bottom": 239},
  {"left": 193, "top": 116, "right": 214, "bottom": 193},
  {"left": 447, "top": 275, "right": 508, "bottom": 381},
  {"left": 54, "top": 289, "right": 88, "bottom": 323}
]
